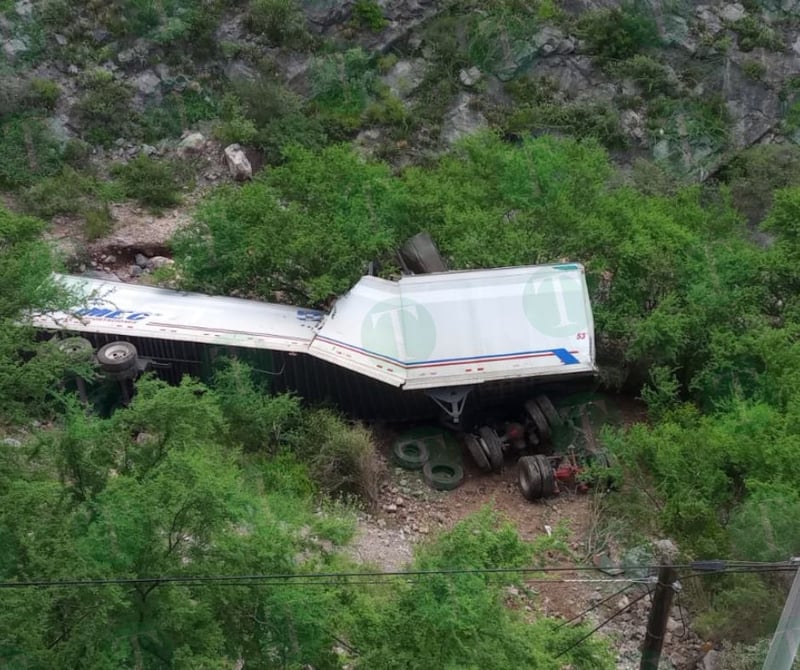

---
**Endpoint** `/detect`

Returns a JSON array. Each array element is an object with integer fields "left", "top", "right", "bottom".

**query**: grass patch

[
  {"left": 0, "top": 116, "right": 63, "bottom": 189},
  {"left": 74, "top": 70, "right": 134, "bottom": 147},
  {"left": 578, "top": 1, "right": 660, "bottom": 64},
  {"left": 245, "top": 0, "right": 310, "bottom": 47}
]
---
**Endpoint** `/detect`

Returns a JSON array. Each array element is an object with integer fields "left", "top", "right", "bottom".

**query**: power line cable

[
  {"left": 0, "top": 561, "right": 792, "bottom": 590},
  {"left": 555, "top": 586, "right": 654, "bottom": 659}
]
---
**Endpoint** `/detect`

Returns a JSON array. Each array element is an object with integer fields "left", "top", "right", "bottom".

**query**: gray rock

[
  {"left": 703, "top": 649, "right": 721, "bottom": 670},
  {"left": 130, "top": 70, "right": 161, "bottom": 97},
  {"left": 2, "top": 438, "right": 22, "bottom": 447},
  {"left": 695, "top": 6, "right": 723, "bottom": 36},
  {"left": 440, "top": 93, "right": 487, "bottom": 146},
  {"left": 224, "top": 60, "right": 259, "bottom": 82},
  {"left": 653, "top": 138, "right": 671, "bottom": 161},
  {"left": 177, "top": 132, "right": 206, "bottom": 156},
  {"left": 130, "top": 265, "right": 144, "bottom": 277},
  {"left": 381, "top": 58, "right": 427, "bottom": 99},
  {"left": 3, "top": 38, "right": 29, "bottom": 61},
  {"left": 54, "top": 33, "right": 68, "bottom": 46},
  {"left": 719, "top": 2, "right": 746, "bottom": 22},
  {"left": 793, "top": 35, "right": 800, "bottom": 56},
  {"left": 532, "top": 26, "right": 575, "bottom": 56},
  {"left": 140, "top": 144, "right": 157, "bottom": 156},
  {"left": 14, "top": 0, "right": 32, "bottom": 18},
  {"left": 91, "top": 28, "right": 111, "bottom": 43},
  {"left": 67, "top": 64, "right": 79, "bottom": 75},
  {"left": 459, "top": 66, "right": 482, "bottom": 87},
  {"left": 135, "top": 253, "right": 149, "bottom": 268},
  {"left": 224, "top": 143, "right": 253, "bottom": 181}
]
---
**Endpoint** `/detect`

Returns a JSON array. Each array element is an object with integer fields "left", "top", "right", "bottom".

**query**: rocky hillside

[{"left": 2, "top": 0, "right": 800, "bottom": 263}]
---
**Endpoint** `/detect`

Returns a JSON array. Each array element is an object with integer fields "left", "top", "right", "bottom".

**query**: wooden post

[{"left": 640, "top": 565, "right": 678, "bottom": 670}]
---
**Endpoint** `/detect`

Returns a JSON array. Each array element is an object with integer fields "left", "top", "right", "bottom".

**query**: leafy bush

[
  {"left": 503, "top": 101, "right": 626, "bottom": 147},
  {"left": 213, "top": 94, "right": 259, "bottom": 145},
  {"left": 19, "top": 167, "right": 99, "bottom": 218},
  {"left": 25, "top": 78, "right": 60, "bottom": 111},
  {"left": 579, "top": 1, "right": 660, "bottom": 64},
  {"left": 310, "top": 48, "right": 381, "bottom": 127},
  {"left": 351, "top": 0, "right": 387, "bottom": 31},
  {"left": 610, "top": 55, "right": 676, "bottom": 97},
  {"left": 256, "top": 112, "right": 328, "bottom": 165},
  {"left": 0, "top": 116, "right": 63, "bottom": 189},
  {"left": 246, "top": 0, "right": 309, "bottom": 47},
  {"left": 111, "top": 155, "right": 182, "bottom": 211},
  {"left": 138, "top": 89, "right": 218, "bottom": 142},
  {"left": 349, "top": 509, "right": 614, "bottom": 669},
  {"left": 730, "top": 16, "right": 782, "bottom": 52},
  {"left": 721, "top": 144, "right": 800, "bottom": 224},
  {"left": 74, "top": 70, "right": 134, "bottom": 147},
  {"left": 173, "top": 143, "right": 409, "bottom": 304},
  {"left": 83, "top": 203, "right": 114, "bottom": 240}
]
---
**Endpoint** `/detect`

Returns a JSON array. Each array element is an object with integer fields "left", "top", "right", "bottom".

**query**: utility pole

[
  {"left": 762, "top": 557, "right": 800, "bottom": 670},
  {"left": 640, "top": 565, "right": 679, "bottom": 670}
]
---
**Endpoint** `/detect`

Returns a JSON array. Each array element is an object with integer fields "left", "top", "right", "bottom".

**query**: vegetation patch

[
  {"left": 111, "top": 154, "right": 183, "bottom": 211},
  {"left": 578, "top": 1, "right": 660, "bottom": 64}
]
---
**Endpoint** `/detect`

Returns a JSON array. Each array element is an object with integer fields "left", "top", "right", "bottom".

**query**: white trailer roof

[
  {"left": 38, "top": 264, "right": 595, "bottom": 391},
  {"left": 308, "top": 263, "right": 595, "bottom": 389},
  {"left": 35, "top": 275, "right": 322, "bottom": 353}
]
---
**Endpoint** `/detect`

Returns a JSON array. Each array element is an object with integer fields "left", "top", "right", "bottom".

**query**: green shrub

[
  {"left": 611, "top": 55, "right": 675, "bottom": 97},
  {"left": 24, "top": 78, "right": 60, "bottom": 111},
  {"left": 0, "top": 116, "right": 63, "bottom": 189},
  {"left": 111, "top": 155, "right": 182, "bottom": 211},
  {"left": 256, "top": 112, "right": 328, "bottom": 165},
  {"left": 230, "top": 75, "right": 302, "bottom": 129},
  {"left": 138, "top": 89, "right": 219, "bottom": 142},
  {"left": 741, "top": 59, "right": 767, "bottom": 81},
  {"left": 363, "top": 91, "right": 412, "bottom": 133},
  {"left": 730, "top": 15, "right": 782, "bottom": 52},
  {"left": 83, "top": 204, "right": 114, "bottom": 240},
  {"left": 74, "top": 70, "right": 134, "bottom": 147},
  {"left": 310, "top": 48, "right": 380, "bottom": 126},
  {"left": 19, "top": 167, "right": 99, "bottom": 218},
  {"left": 351, "top": 0, "right": 387, "bottom": 31},
  {"left": 503, "top": 101, "right": 626, "bottom": 147},
  {"left": 579, "top": 2, "right": 660, "bottom": 64},
  {"left": 246, "top": 0, "right": 309, "bottom": 47}
]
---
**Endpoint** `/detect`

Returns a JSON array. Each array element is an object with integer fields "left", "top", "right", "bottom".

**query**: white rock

[
  {"left": 719, "top": 2, "right": 746, "bottom": 22},
  {"left": 459, "top": 66, "right": 482, "bottom": 87},
  {"left": 148, "top": 256, "right": 174, "bottom": 270},
  {"left": 177, "top": 132, "right": 205, "bottom": 156},
  {"left": 224, "top": 143, "right": 253, "bottom": 181}
]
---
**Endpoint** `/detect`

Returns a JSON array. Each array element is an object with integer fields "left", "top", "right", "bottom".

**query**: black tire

[
  {"left": 422, "top": 462, "right": 464, "bottom": 491},
  {"left": 57, "top": 337, "right": 94, "bottom": 361},
  {"left": 525, "top": 399, "right": 551, "bottom": 440},
  {"left": 536, "top": 394, "right": 562, "bottom": 428},
  {"left": 532, "top": 454, "right": 556, "bottom": 497},
  {"left": 392, "top": 439, "right": 430, "bottom": 470},
  {"left": 518, "top": 456, "right": 544, "bottom": 501},
  {"left": 96, "top": 341, "right": 138, "bottom": 373},
  {"left": 464, "top": 433, "right": 491, "bottom": 472},
  {"left": 478, "top": 426, "right": 504, "bottom": 472}
]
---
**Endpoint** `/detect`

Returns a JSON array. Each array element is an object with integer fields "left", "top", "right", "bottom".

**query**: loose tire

[
  {"left": 392, "top": 439, "right": 430, "bottom": 470},
  {"left": 536, "top": 394, "right": 562, "bottom": 428},
  {"left": 525, "top": 399, "right": 551, "bottom": 440},
  {"left": 464, "top": 433, "right": 491, "bottom": 472},
  {"left": 57, "top": 337, "right": 94, "bottom": 361},
  {"left": 518, "top": 456, "right": 544, "bottom": 500},
  {"left": 422, "top": 462, "right": 464, "bottom": 491},
  {"left": 96, "top": 341, "right": 138, "bottom": 373},
  {"left": 477, "top": 426, "right": 504, "bottom": 472}
]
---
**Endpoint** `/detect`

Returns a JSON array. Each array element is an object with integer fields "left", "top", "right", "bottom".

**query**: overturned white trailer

[{"left": 35, "top": 263, "right": 596, "bottom": 422}]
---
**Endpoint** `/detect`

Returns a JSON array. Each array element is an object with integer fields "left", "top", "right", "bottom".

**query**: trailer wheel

[
  {"left": 477, "top": 426, "right": 504, "bottom": 471},
  {"left": 464, "top": 433, "right": 491, "bottom": 472},
  {"left": 535, "top": 394, "right": 562, "bottom": 428},
  {"left": 422, "top": 462, "right": 464, "bottom": 491},
  {"left": 518, "top": 456, "right": 544, "bottom": 500},
  {"left": 533, "top": 454, "right": 557, "bottom": 497},
  {"left": 96, "top": 341, "right": 138, "bottom": 373},
  {"left": 525, "top": 399, "right": 551, "bottom": 440},
  {"left": 57, "top": 337, "right": 94, "bottom": 361},
  {"left": 392, "top": 440, "right": 430, "bottom": 470}
]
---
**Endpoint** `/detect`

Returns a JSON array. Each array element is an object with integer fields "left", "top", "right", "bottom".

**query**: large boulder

[
  {"left": 177, "top": 132, "right": 206, "bottom": 157},
  {"left": 440, "top": 93, "right": 487, "bottom": 146},
  {"left": 224, "top": 144, "right": 253, "bottom": 181}
]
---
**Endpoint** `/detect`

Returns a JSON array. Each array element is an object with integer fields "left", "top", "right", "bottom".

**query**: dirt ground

[{"left": 347, "top": 404, "right": 709, "bottom": 670}]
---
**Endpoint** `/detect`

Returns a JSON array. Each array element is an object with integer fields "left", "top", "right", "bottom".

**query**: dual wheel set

[
  {"left": 58, "top": 337, "right": 140, "bottom": 376},
  {"left": 461, "top": 394, "right": 616, "bottom": 501}
]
